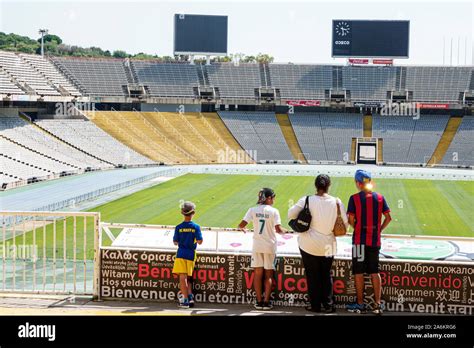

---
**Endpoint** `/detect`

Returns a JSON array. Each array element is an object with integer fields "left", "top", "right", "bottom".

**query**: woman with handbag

[{"left": 288, "top": 174, "right": 349, "bottom": 313}]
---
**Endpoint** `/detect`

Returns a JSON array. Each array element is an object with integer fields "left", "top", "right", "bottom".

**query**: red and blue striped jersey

[{"left": 347, "top": 191, "right": 390, "bottom": 247}]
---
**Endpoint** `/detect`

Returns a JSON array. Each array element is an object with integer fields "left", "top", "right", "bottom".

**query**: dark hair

[{"left": 315, "top": 174, "right": 331, "bottom": 193}]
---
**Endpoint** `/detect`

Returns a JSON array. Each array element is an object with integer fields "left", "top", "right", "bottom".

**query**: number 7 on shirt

[{"left": 259, "top": 219, "right": 265, "bottom": 234}]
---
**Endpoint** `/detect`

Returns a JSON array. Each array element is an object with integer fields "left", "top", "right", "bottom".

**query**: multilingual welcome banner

[{"left": 100, "top": 248, "right": 474, "bottom": 314}]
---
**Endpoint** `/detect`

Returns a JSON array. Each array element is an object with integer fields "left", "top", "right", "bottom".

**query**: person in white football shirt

[{"left": 238, "top": 188, "right": 285, "bottom": 310}]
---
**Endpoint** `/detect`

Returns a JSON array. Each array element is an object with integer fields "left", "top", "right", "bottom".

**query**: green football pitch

[
  {"left": 3, "top": 173, "right": 473, "bottom": 262},
  {"left": 94, "top": 173, "right": 473, "bottom": 237}
]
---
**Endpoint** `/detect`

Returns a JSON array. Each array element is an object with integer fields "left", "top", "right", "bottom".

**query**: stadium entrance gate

[{"left": 0, "top": 211, "right": 100, "bottom": 297}]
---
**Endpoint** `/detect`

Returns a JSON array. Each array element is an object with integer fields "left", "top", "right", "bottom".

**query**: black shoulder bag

[{"left": 288, "top": 196, "right": 312, "bottom": 233}]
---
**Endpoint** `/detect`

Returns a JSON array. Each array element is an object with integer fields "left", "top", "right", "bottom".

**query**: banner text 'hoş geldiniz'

[{"left": 100, "top": 249, "right": 474, "bottom": 314}]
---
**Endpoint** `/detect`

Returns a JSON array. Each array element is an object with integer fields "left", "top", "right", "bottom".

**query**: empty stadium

[{"left": 1, "top": 47, "right": 473, "bottom": 224}]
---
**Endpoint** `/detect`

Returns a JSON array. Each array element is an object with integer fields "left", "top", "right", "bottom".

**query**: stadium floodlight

[{"left": 39, "top": 28, "right": 48, "bottom": 57}]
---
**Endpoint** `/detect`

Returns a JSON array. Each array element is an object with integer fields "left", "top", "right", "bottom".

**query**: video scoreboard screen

[
  {"left": 174, "top": 14, "right": 228, "bottom": 55},
  {"left": 357, "top": 142, "right": 377, "bottom": 164},
  {"left": 332, "top": 20, "right": 409, "bottom": 58},
  {"left": 359, "top": 145, "right": 376, "bottom": 161}
]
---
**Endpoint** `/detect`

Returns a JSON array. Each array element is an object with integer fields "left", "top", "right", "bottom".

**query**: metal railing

[
  {"left": 99, "top": 221, "right": 474, "bottom": 253},
  {"left": 100, "top": 222, "right": 240, "bottom": 253},
  {"left": 1, "top": 213, "right": 473, "bottom": 298},
  {"left": 0, "top": 211, "right": 100, "bottom": 297}
]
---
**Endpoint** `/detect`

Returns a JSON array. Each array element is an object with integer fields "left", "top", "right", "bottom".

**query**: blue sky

[{"left": 0, "top": 0, "right": 472, "bottom": 65}]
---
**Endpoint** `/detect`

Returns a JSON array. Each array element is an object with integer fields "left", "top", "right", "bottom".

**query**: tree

[
  {"left": 213, "top": 55, "right": 232, "bottom": 63},
  {"left": 0, "top": 31, "right": 277, "bottom": 62},
  {"left": 38, "top": 34, "right": 62, "bottom": 45},
  {"left": 242, "top": 55, "right": 256, "bottom": 63},
  {"left": 132, "top": 52, "right": 159, "bottom": 60},
  {"left": 161, "top": 56, "right": 175, "bottom": 62},
  {"left": 0, "top": 32, "right": 38, "bottom": 52},
  {"left": 16, "top": 42, "right": 37, "bottom": 54},
  {"left": 256, "top": 53, "right": 274, "bottom": 63},
  {"left": 113, "top": 50, "right": 128, "bottom": 58}
]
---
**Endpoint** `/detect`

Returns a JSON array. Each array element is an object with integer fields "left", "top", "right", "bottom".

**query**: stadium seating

[
  {"left": 218, "top": 111, "right": 294, "bottom": 161},
  {"left": 1, "top": 49, "right": 472, "bottom": 103},
  {"left": 0, "top": 117, "right": 111, "bottom": 171},
  {"left": 275, "top": 114, "right": 307, "bottom": 163},
  {"left": 194, "top": 112, "right": 254, "bottom": 163},
  {"left": 289, "top": 113, "right": 327, "bottom": 162},
  {"left": 51, "top": 57, "right": 129, "bottom": 96},
  {"left": 86, "top": 111, "right": 182, "bottom": 163},
  {"left": 86, "top": 111, "right": 252, "bottom": 164},
  {"left": 141, "top": 112, "right": 215, "bottom": 162},
  {"left": 268, "top": 64, "right": 332, "bottom": 99},
  {"left": 441, "top": 116, "right": 474, "bottom": 166},
  {"left": 0, "top": 173, "right": 21, "bottom": 189},
  {"left": 0, "top": 49, "right": 473, "bottom": 177},
  {"left": 373, "top": 115, "right": 414, "bottom": 163},
  {"left": 0, "top": 69, "right": 24, "bottom": 95},
  {"left": 320, "top": 113, "right": 363, "bottom": 162},
  {"left": 131, "top": 61, "right": 199, "bottom": 97},
  {"left": 19, "top": 53, "right": 81, "bottom": 97},
  {"left": 342, "top": 66, "right": 397, "bottom": 101},
  {"left": 289, "top": 113, "right": 363, "bottom": 163},
  {"left": 405, "top": 66, "right": 471, "bottom": 102},
  {"left": 142, "top": 112, "right": 249, "bottom": 163},
  {"left": 0, "top": 137, "right": 77, "bottom": 174},
  {"left": 0, "top": 155, "right": 53, "bottom": 181},
  {"left": 406, "top": 115, "right": 449, "bottom": 164},
  {"left": 206, "top": 63, "right": 261, "bottom": 98},
  {"left": 35, "top": 119, "right": 154, "bottom": 166},
  {"left": 373, "top": 114, "right": 449, "bottom": 164},
  {"left": 0, "top": 51, "right": 60, "bottom": 96}
]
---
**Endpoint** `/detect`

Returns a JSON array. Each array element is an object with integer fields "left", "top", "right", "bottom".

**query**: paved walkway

[{"left": 0, "top": 294, "right": 427, "bottom": 316}]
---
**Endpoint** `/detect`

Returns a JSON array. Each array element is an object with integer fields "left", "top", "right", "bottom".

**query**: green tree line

[{"left": 0, "top": 32, "right": 274, "bottom": 63}]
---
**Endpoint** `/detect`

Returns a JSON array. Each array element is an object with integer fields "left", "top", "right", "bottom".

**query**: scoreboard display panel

[
  {"left": 174, "top": 14, "right": 228, "bottom": 55},
  {"left": 332, "top": 20, "right": 409, "bottom": 58},
  {"left": 357, "top": 141, "right": 377, "bottom": 164}
]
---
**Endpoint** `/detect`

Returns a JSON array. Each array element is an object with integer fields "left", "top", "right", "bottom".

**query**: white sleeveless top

[{"left": 288, "top": 194, "right": 348, "bottom": 256}]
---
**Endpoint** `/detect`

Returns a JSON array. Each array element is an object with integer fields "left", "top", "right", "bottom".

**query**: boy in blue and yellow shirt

[{"left": 172, "top": 201, "right": 203, "bottom": 309}]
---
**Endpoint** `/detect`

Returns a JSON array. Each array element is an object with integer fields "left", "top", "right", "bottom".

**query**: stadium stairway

[
  {"left": 363, "top": 114, "right": 373, "bottom": 137},
  {"left": 377, "top": 138, "right": 384, "bottom": 163},
  {"left": 85, "top": 111, "right": 254, "bottom": 165},
  {"left": 276, "top": 114, "right": 308, "bottom": 163},
  {"left": 427, "top": 116, "right": 463, "bottom": 166},
  {"left": 350, "top": 138, "right": 357, "bottom": 162}
]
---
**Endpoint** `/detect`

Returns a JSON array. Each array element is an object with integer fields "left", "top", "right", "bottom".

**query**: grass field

[
  {"left": 93, "top": 173, "right": 473, "bottom": 237},
  {"left": 4, "top": 173, "right": 473, "bottom": 261}
]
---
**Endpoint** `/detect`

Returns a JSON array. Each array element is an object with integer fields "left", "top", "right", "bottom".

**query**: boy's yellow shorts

[{"left": 172, "top": 257, "right": 195, "bottom": 277}]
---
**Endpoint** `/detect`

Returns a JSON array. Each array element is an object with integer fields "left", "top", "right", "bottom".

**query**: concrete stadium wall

[
  {"left": 174, "top": 164, "right": 474, "bottom": 181},
  {"left": 140, "top": 103, "right": 201, "bottom": 112}
]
